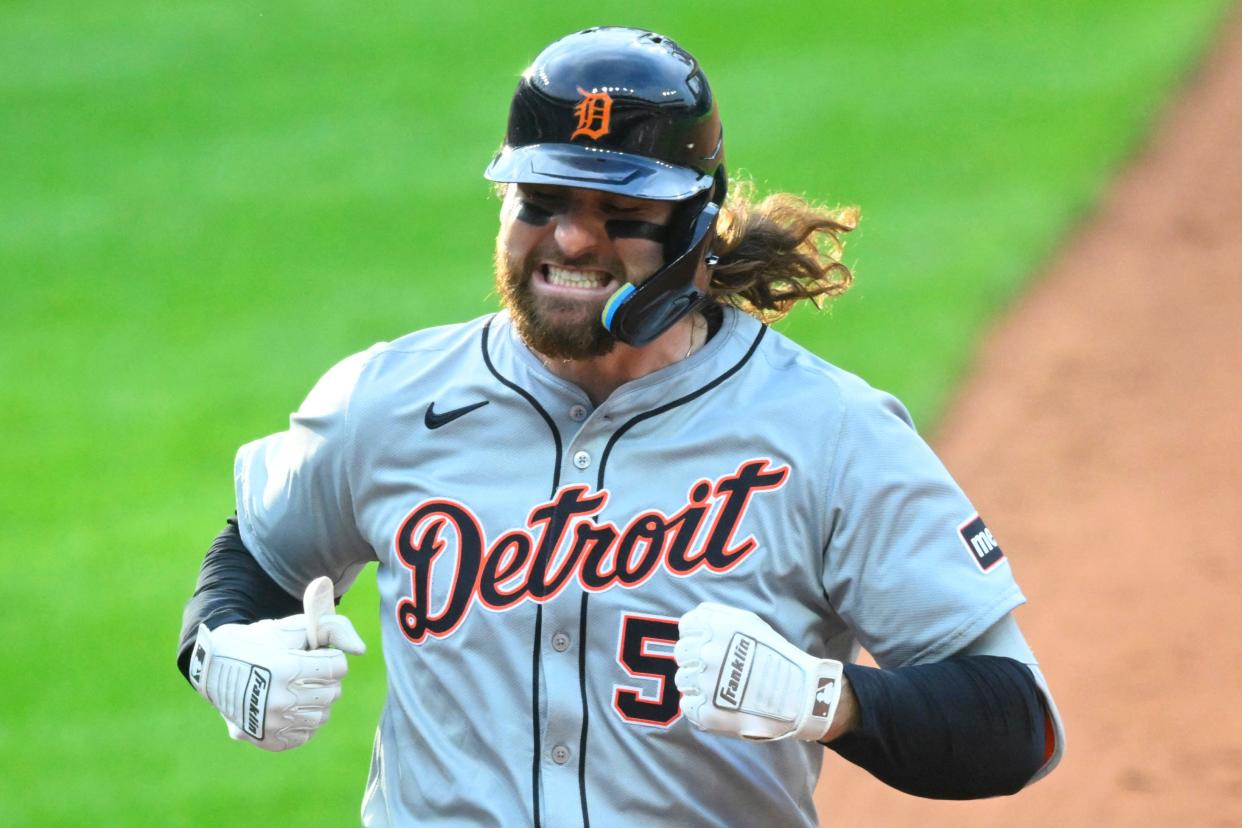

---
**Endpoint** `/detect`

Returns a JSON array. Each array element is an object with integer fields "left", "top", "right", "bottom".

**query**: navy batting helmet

[{"left": 485, "top": 27, "right": 727, "bottom": 347}]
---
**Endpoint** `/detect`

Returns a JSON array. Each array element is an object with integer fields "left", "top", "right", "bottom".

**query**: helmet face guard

[{"left": 485, "top": 27, "right": 727, "bottom": 347}]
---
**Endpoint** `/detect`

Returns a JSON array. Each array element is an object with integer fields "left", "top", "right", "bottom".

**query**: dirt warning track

[{"left": 815, "top": 9, "right": 1242, "bottom": 826}]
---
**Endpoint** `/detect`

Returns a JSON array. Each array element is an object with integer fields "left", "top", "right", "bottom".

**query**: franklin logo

[
  {"left": 958, "top": 514, "right": 1005, "bottom": 572},
  {"left": 571, "top": 87, "right": 613, "bottom": 140},
  {"left": 714, "top": 633, "right": 755, "bottom": 710},
  {"left": 244, "top": 667, "right": 272, "bottom": 740}
]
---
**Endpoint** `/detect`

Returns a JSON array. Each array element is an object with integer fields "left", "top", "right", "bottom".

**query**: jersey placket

[
  {"left": 536, "top": 401, "right": 607, "bottom": 827},
  {"left": 539, "top": 586, "right": 588, "bottom": 827}
]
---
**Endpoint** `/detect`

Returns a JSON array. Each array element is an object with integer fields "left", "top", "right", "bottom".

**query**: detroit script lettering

[{"left": 394, "top": 458, "right": 789, "bottom": 643}]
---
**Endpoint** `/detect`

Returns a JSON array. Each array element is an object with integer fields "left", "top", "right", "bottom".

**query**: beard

[{"left": 494, "top": 238, "right": 619, "bottom": 361}]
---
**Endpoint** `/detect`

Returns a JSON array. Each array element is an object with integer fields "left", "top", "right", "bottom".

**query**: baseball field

[{"left": 3, "top": 1, "right": 1238, "bottom": 824}]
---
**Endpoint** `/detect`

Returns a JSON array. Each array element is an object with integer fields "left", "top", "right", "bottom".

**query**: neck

[{"left": 535, "top": 312, "right": 704, "bottom": 406}]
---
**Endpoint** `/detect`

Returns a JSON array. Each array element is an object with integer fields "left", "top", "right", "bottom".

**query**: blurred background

[{"left": 1, "top": 0, "right": 1236, "bottom": 824}]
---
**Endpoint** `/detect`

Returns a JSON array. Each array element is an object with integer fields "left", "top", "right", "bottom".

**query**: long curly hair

[{"left": 709, "top": 179, "right": 858, "bottom": 321}]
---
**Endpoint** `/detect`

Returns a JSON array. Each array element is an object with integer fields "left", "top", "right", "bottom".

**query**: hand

[
  {"left": 188, "top": 577, "right": 366, "bottom": 752},
  {"left": 674, "top": 601, "right": 843, "bottom": 742}
]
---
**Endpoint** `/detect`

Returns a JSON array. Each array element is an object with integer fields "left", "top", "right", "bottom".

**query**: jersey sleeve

[
  {"left": 233, "top": 347, "right": 381, "bottom": 597},
  {"left": 820, "top": 384, "right": 1026, "bottom": 669}
]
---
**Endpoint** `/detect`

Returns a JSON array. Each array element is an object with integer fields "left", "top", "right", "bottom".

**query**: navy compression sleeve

[
  {"left": 175, "top": 517, "right": 303, "bottom": 683},
  {"left": 827, "top": 656, "right": 1049, "bottom": 799}
]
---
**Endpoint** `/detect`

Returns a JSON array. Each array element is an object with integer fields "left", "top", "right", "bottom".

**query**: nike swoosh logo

[{"left": 424, "top": 400, "right": 489, "bottom": 430}]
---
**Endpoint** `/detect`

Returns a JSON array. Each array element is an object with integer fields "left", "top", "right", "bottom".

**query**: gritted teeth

[{"left": 544, "top": 264, "right": 610, "bottom": 289}]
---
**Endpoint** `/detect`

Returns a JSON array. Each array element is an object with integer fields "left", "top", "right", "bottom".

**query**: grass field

[{"left": 1, "top": 1, "right": 1232, "bottom": 824}]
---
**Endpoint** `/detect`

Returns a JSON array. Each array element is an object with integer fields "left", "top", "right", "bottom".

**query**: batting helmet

[{"left": 484, "top": 26, "right": 727, "bottom": 347}]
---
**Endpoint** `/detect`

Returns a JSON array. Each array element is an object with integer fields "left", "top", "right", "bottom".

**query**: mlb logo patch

[
  {"left": 811, "top": 676, "right": 836, "bottom": 719},
  {"left": 958, "top": 514, "right": 1005, "bottom": 572},
  {"left": 188, "top": 643, "right": 207, "bottom": 689}
]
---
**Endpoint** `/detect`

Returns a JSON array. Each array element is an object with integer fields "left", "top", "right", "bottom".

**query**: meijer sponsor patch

[{"left": 958, "top": 514, "right": 1005, "bottom": 572}]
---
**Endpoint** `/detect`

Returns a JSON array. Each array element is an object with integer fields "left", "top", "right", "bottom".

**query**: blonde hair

[{"left": 709, "top": 180, "right": 858, "bottom": 321}]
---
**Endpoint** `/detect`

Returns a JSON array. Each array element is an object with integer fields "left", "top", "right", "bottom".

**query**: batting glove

[
  {"left": 674, "top": 601, "right": 843, "bottom": 742},
  {"left": 187, "top": 577, "right": 366, "bottom": 752}
]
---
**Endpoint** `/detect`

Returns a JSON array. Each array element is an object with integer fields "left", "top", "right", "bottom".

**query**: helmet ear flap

[
  {"left": 603, "top": 201, "right": 720, "bottom": 347},
  {"left": 661, "top": 166, "right": 727, "bottom": 281},
  {"left": 665, "top": 192, "right": 711, "bottom": 265},
  {"left": 711, "top": 166, "right": 729, "bottom": 207}
]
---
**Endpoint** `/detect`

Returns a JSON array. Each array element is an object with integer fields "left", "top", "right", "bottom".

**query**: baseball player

[{"left": 178, "top": 27, "right": 1063, "bottom": 826}]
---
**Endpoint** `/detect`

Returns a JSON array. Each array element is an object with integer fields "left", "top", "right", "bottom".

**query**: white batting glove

[
  {"left": 674, "top": 601, "right": 843, "bottom": 742},
  {"left": 187, "top": 577, "right": 366, "bottom": 752}
]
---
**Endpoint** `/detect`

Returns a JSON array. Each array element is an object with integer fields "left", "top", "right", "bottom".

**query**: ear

[
  {"left": 495, "top": 182, "right": 513, "bottom": 212},
  {"left": 497, "top": 184, "right": 518, "bottom": 222}
]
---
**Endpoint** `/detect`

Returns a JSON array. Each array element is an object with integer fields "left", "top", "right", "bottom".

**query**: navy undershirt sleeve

[
  {"left": 827, "top": 656, "right": 1048, "bottom": 799},
  {"left": 175, "top": 516, "right": 303, "bottom": 683}
]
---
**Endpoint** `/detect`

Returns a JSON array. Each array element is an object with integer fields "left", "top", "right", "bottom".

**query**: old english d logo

[{"left": 571, "top": 87, "right": 612, "bottom": 140}]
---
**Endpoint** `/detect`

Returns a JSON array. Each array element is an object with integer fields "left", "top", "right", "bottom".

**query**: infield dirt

[{"left": 815, "top": 8, "right": 1242, "bottom": 826}]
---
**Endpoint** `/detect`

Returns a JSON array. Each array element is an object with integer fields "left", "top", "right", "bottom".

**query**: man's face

[{"left": 495, "top": 183, "right": 675, "bottom": 360}]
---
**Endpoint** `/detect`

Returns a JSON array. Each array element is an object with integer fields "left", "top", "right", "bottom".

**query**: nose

[{"left": 553, "top": 207, "right": 607, "bottom": 260}]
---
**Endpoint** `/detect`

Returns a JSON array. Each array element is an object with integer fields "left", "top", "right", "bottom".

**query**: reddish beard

[{"left": 494, "top": 240, "right": 619, "bottom": 360}]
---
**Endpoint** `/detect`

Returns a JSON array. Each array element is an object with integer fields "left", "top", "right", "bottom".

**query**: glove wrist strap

[
  {"left": 793, "top": 658, "right": 845, "bottom": 741},
  {"left": 187, "top": 624, "right": 214, "bottom": 698}
]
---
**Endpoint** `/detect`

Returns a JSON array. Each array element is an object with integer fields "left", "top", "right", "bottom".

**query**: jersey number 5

[{"left": 613, "top": 613, "right": 681, "bottom": 727}]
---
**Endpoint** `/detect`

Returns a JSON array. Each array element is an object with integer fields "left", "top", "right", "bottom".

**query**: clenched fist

[
  {"left": 188, "top": 577, "right": 365, "bottom": 751},
  {"left": 674, "top": 601, "right": 844, "bottom": 742}
]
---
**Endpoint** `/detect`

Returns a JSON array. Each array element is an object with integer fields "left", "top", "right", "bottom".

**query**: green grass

[{"left": 0, "top": 0, "right": 1231, "bottom": 823}]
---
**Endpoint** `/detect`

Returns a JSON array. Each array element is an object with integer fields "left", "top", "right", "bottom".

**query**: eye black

[
  {"left": 514, "top": 199, "right": 555, "bottom": 226},
  {"left": 606, "top": 219, "right": 669, "bottom": 243}
]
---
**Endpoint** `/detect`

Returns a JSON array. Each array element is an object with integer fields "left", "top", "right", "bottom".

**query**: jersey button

[
  {"left": 572, "top": 450, "right": 591, "bottom": 469},
  {"left": 551, "top": 745, "right": 571, "bottom": 765},
  {"left": 551, "top": 632, "right": 571, "bottom": 652},
  {"left": 569, "top": 404, "right": 588, "bottom": 422}
]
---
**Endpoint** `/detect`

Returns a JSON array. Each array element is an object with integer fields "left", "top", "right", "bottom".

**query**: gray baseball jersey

[{"left": 234, "top": 306, "right": 1026, "bottom": 827}]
